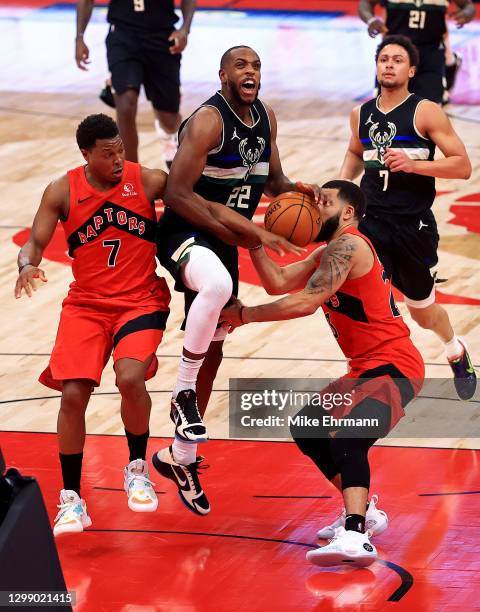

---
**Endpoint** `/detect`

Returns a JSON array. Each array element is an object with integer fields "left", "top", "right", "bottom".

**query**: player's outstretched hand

[
  {"left": 75, "top": 38, "right": 90, "bottom": 70},
  {"left": 295, "top": 181, "right": 321, "bottom": 205},
  {"left": 368, "top": 18, "right": 388, "bottom": 38},
  {"left": 258, "top": 228, "right": 305, "bottom": 256},
  {"left": 383, "top": 148, "right": 415, "bottom": 173},
  {"left": 15, "top": 266, "right": 47, "bottom": 299},
  {"left": 220, "top": 297, "right": 245, "bottom": 330}
]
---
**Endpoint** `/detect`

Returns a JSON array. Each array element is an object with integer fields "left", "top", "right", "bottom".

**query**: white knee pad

[
  {"left": 181, "top": 246, "right": 233, "bottom": 355},
  {"left": 182, "top": 245, "right": 233, "bottom": 304}
]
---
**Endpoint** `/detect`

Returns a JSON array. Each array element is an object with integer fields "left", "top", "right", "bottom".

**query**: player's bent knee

[
  {"left": 61, "top": 381, "right": 91, "bottom": 413},
  {"left": 330, "top": 438, "right": 371, "bottom": 490},
  {"left": 116, "top": 370, "right": 146, "bottom": 396}
]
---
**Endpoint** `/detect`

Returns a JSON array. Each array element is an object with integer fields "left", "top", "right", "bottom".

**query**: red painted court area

[{"left": 3, "top": 431, "right": 480, "bottom": 610}]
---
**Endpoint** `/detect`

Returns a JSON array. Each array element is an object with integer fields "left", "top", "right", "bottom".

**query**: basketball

[{"left": 264, "top": 191, "right": 321, "bottom": 247}]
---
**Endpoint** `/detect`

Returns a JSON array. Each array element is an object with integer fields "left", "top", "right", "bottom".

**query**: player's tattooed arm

[
  {"left": 221, "top": 237, "right": 355, "bottom": 327},
  {"left": 304, "top": 234, "right": 356, "bottom": 297},
  {"left": 250, "top": 245, "right": 325, "bottom": 295}
]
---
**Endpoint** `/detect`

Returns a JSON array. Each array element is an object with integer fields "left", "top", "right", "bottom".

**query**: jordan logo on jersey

[
  {"left": 231, "top": 128, "right": 240, "bottom": 141},
  {"left": 239, "top": 136, "right": 266, "bottom": 180},
  {"left": 368, "top": 121, "right": 397, "bottom": 164}
]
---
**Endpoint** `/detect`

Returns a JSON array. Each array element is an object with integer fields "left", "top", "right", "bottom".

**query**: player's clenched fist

[
  {"left": 15, "top": 265, "right": 47, "bottom": 299},
  {"left": 383, "top": 148, "right": 415, "bottom": 173}
]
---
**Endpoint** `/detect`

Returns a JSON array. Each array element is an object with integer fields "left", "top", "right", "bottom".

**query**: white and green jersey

[{"left": 359, "top": 94, "right": 436, "bottom": 217}]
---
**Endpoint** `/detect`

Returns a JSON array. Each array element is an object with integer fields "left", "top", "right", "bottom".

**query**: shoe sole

[
  {"left": 151, "top": 452, "right": 210, "bottom": 516},
  {"left": 307, "top": 549, "right": 377, "bottom": 568},
  {"left": 127, "top": 499, "right": 158, "bottom": 513},
  {"left": 174, "top": 433, "right": 209, "bottom": 444},
  {"left": 54, "top": 516, "right": 92, "bottom": 537}
]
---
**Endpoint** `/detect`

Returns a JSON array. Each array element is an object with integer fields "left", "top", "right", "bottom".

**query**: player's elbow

[
  {"left": 163, "top": 183, "right": 188, "bottom": 210},
  {"left": 461, "top": 159, "right": 472, "bottom": 180}
]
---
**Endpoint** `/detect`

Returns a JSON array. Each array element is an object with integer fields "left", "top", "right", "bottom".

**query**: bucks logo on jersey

[
  {"left": 368, "top": 121, "right": 397, "bottom": 165},
  {"left": 239, "top": 136, "right": 266, "bottom": 180}
]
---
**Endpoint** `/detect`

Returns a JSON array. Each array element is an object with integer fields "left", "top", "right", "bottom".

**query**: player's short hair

[
  {"left": 375, "top": 35, "right": 419, "bottom": 68},
  {"left": 220, "top": 46, "right": 257, "bottom": 69},
  {"left": 76, "top": 114, "right": 119, "bottom": 150},
  {"left": 322, "top": 180, "right": 366, "bottom": 219}
]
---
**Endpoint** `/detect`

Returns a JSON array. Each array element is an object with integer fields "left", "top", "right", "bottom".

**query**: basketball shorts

[
  {"left": 106, "top": 23, "right": 181, "bottom": 113},
  {"left": 410, "top": 44, "right": 446, "bottom": 105},
  {"left": 39, "top": 278, "right": 171, "bottom": 391},
  {"left": 157, "top": 218, "right": 238, "bottom": 327},
  {"left": 359, "top": 210, "right": 439, "bottom": 305},
  {"left": 292, "top": 355, "right": 424, "bottom": 440}
]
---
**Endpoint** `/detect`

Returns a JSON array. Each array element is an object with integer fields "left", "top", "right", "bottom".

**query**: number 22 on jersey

[{"left": 226, "top": 185, "right": 251, "bottom": 209}]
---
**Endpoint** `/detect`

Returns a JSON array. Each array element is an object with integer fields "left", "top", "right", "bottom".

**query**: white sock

[
  {"left": 172, "top": 438, "right": 197, "bottom": 465},
  {"left": 445, "top": 335, "right": 464, "bottom": 360},
  {"left": 173, "top": 356, "right": 204, "bottom": 397}
]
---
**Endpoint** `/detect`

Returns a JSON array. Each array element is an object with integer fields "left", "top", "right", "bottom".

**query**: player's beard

[
  {"left": 378, "top": 77, "right": 401, "bottom": 90},
  {"left": 315, "top": 212, "right": 341, "bottom": 242},
  {"left": 230, "top": 80, "right": 260, "bottom": 105}
]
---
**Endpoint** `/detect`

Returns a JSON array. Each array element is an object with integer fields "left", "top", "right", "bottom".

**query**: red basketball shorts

[{"left": 39, "top": 278, "right": 171, "bottom": 391}]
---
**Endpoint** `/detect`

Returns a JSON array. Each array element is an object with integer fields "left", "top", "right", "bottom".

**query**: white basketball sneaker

[
  {"left": 124, "top": 459, "right": 158, "bottom": 512},
  {"left": 307, "top": 527, "right": 377, "bottom": 567},
  {"left": 317, "top": 494, "right": 388, "bottom": 539},
  {"left": 53, "top": 489, "right": 92, "bottom": 537}
]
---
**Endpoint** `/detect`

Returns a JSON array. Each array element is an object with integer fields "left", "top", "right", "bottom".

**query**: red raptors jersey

[
  {"left": 64, "top": 161, "right": 158, "bottom": 296},
  {"left": 321, "top": 227, "right": 422, "bottom": 376}
]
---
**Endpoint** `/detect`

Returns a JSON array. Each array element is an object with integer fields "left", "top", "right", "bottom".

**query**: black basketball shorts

[
  {"left": 156, "top": 221, "right": 239, "bottom": 325},
  {"left": 359, "top": 210, "right": 439, "bottom": 306},
  {"left": 106, "top": 24, "right": 181, "bottom": 113}
]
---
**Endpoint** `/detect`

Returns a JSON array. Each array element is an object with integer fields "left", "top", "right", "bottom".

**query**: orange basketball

[{"left": 264, "top": 191, "right": 321, "bottom": 247}]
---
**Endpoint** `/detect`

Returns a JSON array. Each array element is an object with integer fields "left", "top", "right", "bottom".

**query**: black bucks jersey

[
  {"left": 162, "top": 91, "right": 271, "bottom": 238},
  {"left": 359, "top": 94, "right": 436, "bottom": 218},
  {"left": 382, "top": 0, "right": 448, "bottom": 46}
]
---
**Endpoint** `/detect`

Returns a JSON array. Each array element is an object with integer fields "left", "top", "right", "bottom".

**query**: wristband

[
  {"left": 248, "top": 243, "right": 263, "bottom": 251},
  {"left": 367, "top": 17, "right": 380, "bottom": 26},
  {"left": 76, "top": 32, "right": 84, "bottom": 39},
  {"left": 18, "top": 263, "right": 33, "bottom": 273}
]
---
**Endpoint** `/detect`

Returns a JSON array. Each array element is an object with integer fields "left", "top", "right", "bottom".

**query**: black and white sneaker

[
  {"left": 152, "top": 446, "right": 210, "bottom": 516},
  {"left": 170, "top": 389, "right": 208, "bottom": 443}
]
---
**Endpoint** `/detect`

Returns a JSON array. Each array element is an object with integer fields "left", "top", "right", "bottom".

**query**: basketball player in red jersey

[
  {"left": 221, "top": 180, "right": 425, "bottom": 567},
  {"left": 14, "top": 114, "right": 173, "bottom": 535}
]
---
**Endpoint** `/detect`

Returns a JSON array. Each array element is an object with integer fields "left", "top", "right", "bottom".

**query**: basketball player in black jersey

[
  {"left": 151, "top": 46, "right": 318, "bottom": 515},
  {"left": 358, "top": 0, "right": 475, "bottom": 103},
  {"left": 75, "top": 0, "right": 196, "bottom": 164},
  {"left": 341, "top": 35, "right": 476, "bottom": 400}
]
